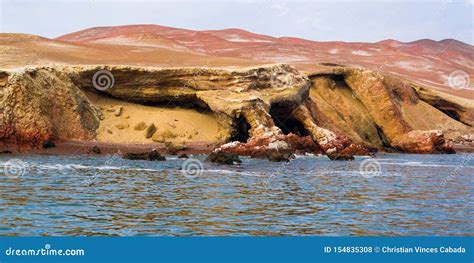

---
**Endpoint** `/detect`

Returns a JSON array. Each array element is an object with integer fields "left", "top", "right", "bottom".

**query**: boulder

[
  {"left": 326, "top": 150, "right": 355, "bottom": 161},
  {"left": 251, "top": 150, "right": 295, "bottom": 162},
  {"left": 165, "top": 141, "right": 187, "bottom": 155},
  {"left": 217, "top": 133, "right": 322, "bottom": 161},
  {"left": 145, "top": 123, "right": 157, "bottom": 138},
  {"left": 123, "top": 150, "right": 166, "bottom": 161},
  {"left": 115, "top": 122, "right": 129, "bottom": 129},
  {"left": 178, "top": 153, "right": 189, "bottom": 159},
  {"left": 206, "top": 151, "right": 242, "bottom": 165},
  {"left": 133, "top": 122, "right": 147, "bottom": 131},
  {"left": 89, "top": 146, "right": 101, "bottom": 154},
  {"left": 393, "top": 130, "right": 455, "bottom": 154},
  {"left": 42, "top": 139, "right": 55, "bottom": 149},
  {"left": 114, "top": 106, "right": 122, "bottom": 117},
  {"left": 151, "top": 129, "right": 176, "bottom": 142}
]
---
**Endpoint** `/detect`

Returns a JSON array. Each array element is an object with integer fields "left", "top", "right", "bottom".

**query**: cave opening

[
  {"left": 329, "top": 74, "right": 346, "bottom": 84},
  {"left": 437, "top": 108, "right": 462, "bottom": 123},
  {"left": 90, "top": 90, "right": 213, "bottom": 113},
  {"left": 230, "top": 116, "right": 250, "bottom": 143},
  {"left": 422, "top": 100, "right": 470, "bottom": 127},
  {"left": 134, "top": 96, "right": 213, "bottom": 113},
  {"left": 270, "top": 102, "right": 310, "bottom": 136}
]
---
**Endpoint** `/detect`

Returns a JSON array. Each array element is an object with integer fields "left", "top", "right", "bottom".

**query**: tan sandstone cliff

[{"left": 1, "top": 63, "right": 472, "bottom": 158}]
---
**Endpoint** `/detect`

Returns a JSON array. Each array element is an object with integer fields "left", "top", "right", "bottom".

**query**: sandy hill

[{"left": 55, "top": 24, "right": 473, "bottom": 99}]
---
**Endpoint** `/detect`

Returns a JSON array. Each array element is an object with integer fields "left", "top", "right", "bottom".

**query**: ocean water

[{"left": 0, "top": 153, "right": 472, "bottom": 236}]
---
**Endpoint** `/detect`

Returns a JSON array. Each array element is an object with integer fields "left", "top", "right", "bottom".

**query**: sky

[{"left": 0, "top": 0, "right": 473, "bottom": 44}]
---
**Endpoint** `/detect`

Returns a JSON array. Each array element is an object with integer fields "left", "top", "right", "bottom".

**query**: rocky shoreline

[{"left": 1, "top": 139, "right": 472, "bottom": 162}]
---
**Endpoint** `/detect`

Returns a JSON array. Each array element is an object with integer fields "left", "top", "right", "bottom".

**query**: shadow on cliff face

[
  {"left": 270, "top": 102, "right": 310, "bottom": 137},
  {"left": 92, "top": 87, "right": 215, "bottom": 113},
  {"left": 230, "top": 116, "right": 250, "bottom": 142},
  {"left": 1, "top": 64, "right": 468, "bottom": 154}
]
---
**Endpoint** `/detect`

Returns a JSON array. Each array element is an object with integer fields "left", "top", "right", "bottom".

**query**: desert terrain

[{"left": 0, "top": 24, "right": 472, "bottom": 158}]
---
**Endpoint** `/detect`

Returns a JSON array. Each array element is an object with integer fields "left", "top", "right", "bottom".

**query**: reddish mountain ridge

[{"left": 56, "top": 24, "right": 473, "bottom": 98}]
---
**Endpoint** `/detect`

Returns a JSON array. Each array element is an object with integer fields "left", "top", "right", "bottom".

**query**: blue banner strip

[{"left": 0, "top": 237, "right": 472, "bottom": 263}]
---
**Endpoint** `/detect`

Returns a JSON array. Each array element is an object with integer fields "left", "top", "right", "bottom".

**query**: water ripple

[{"left": 0, "top": 153, "right": 472, "bottom": 236}]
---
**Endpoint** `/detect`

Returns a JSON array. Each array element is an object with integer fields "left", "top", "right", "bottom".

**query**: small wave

[
  {"left": 30, "top": 163, "right": 161, "bottom": 172},
  {"left": 204, "top": 169, "right": 261, "bottom": 177},
  {"left": 293, "top": 154, "right": 327, "bottom": 159},
  {"left": 36, "top": 164, "right": 90, "bottom": 170},
  {"left": 377, "top": 161, "right": 473, "bottom": 168}
]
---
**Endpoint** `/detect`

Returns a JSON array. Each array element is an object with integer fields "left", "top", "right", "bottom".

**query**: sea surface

[{"left": 0, "top": 153, "right": 472, "bottom": 236}]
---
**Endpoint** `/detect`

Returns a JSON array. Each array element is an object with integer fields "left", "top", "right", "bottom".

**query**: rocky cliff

[
  {"left": 1, "top": 63, "right": 471, "bottom": 157},
  {"left": 306, "top": 66, "right": 471, "bottom": 154}
]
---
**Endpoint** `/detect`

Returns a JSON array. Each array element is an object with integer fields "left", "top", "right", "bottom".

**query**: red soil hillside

[{"left": 55, "top": 25, "right": 473, "bottom": 98}]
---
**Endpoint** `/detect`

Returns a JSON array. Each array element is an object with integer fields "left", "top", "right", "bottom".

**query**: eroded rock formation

[
  {"left": 307, "top": 66, "right": 473, "bottom": 154},
  {"left": 1, "top": 63, "right": 472, "bottom": 157},
  {"left": 0, "top": 68, "right": 101, "bottom": 149}
]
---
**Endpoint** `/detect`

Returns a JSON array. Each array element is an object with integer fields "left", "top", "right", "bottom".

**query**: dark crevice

[
  {"left": 319, "top": 62, "right": 346, "bottom": 67},
  {"left": 91, "top": 90, "right": 212, "bottom": 113},
  {"left": 415, "top": 90, "right": 472, "bottom": 127},
  {"left": 270, "top": 102, "right": 310, "bottom": 136},
  {"left": 136, "top": 96, "right": 212, "bottom": 113},
  {"left": 428, "top": 103, "right": 471, "bottom": 126},
  {"left": 439, "top": 108, "right": 461, "bottom": 122},
  {"left": 328, "top": 74, "right": 346, "bottom": 85},
  {"left": 308, "top": 73, "right": 346, "bottom": 82},
  {"left": 433, "top": 105, "right": 470, "bottom": 126},
  {"left": 230, "top": 116, "right": 250, "bottom": 143},
  {"left": 375, "top": 125, "right": 391, "bottom": 148}
]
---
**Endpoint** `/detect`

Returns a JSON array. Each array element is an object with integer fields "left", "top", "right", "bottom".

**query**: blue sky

[{"left": 0, "top": 0, "right": 473, "bottom": 44}]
